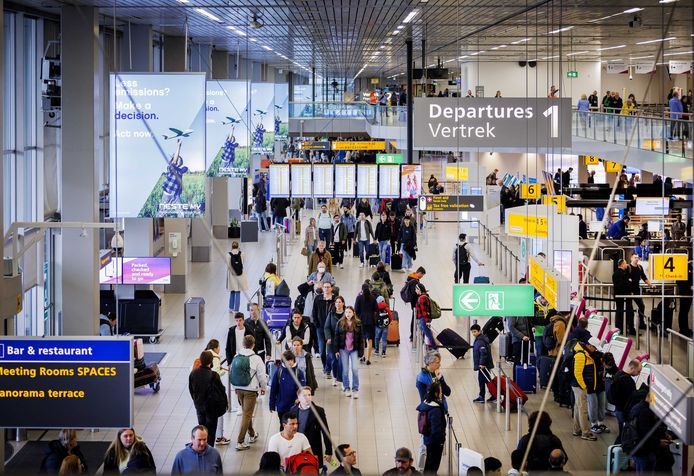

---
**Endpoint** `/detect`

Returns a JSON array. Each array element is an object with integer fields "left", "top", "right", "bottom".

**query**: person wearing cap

[{"left": 382, "top": 448, "right": 422, "bottom": 476}]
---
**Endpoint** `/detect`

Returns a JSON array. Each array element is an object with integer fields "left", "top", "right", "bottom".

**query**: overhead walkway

[{"left": 288, "top": 102, "right": 693, "bottom": 181}]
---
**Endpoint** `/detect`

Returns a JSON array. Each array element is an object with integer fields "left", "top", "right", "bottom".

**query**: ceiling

[{"left": 8, "top": 0, "right": 694, "bottom": 80}]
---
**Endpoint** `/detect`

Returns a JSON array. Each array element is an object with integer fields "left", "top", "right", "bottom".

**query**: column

[
  {"left": 123, "top": 218, "right": 154, "bottom": 256},
  {"left": 120, "top": 23, "right": 152, "bottom": 72},
  {"left": 60, "top": 5, "right": 99, "bottom": 335},
  {"left": 211, "top": 50, "right": 229, "bottom": 80},
  {"left": 164, "top": 219, "right": 189, "bottom": 293},
  {"left": 163, "top": 35, "right": 186, "bottom": 72},
  {"left": 190, "top": 43, "right": 212, "bottom": 77},
  {"left": 211, "top": 177, "right": 230, "bottom": 239},
  {"left": 406, "top": 39, "right": 413, "bottom": 165}
]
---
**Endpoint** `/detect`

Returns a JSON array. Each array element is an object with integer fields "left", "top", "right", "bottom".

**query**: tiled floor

[{"left": 20, "top": 216, "right": 686, "bottom": 475}]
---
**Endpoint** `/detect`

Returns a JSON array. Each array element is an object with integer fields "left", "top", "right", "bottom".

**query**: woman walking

[
  {"left": 227, "top": 241, "right": 247, "bottom": 312},
  {"left": 324, "top": 296, "right": 346, "bottom": 387},
  {"left": 304, "top": 218, "right": 319, "bottom": 263},
  {"left": 334, "top": 306, "right": 363, "bottom": 399},
  {"left": 354, "top": 283, "right": 377, "bottom": 365}
]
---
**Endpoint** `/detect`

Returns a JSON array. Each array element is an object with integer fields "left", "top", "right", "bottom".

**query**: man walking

[
  {"left": 245, "top": 303, "right": 272, "bottom": 362},
  {"left": 171, "top": 425, "right": 223, "bottom": 474},
  {"left": 232, "top": 336, "right": 267, "bottom": 451},
  {"left": 290, "top": 387, "right": 333, "bottom": 466},
  {"left": 453, "top": 233, "right": 483, "bottom": 283}
]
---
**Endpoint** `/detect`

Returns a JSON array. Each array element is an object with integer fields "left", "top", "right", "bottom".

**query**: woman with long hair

[
  {"left": 416, "top": 382, "right": 447, "bottom": 475},
  {"left": 324, "top": 295, "right": 346, "bottom": 387},
  {"left": 103, "top": 428, "right": 154, "bottom": 474},
  {"left": 354, "top": 283, "right": 377, "bottom": 364},
  {"left": 304, "top": 217, "right": 319, "bottom": 263},
  {"left": 334, "top": 306, "right": 363, "bottom": 399},
  {"left": 205, "top": 339, "right": 230, "bottom": 445}
]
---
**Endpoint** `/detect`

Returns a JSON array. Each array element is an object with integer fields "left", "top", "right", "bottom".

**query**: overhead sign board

[
  {"left": 507, "top": 213, "right": 549, "bottom": 239},
  {"left": 649, "top": 364, "right": 694, "bottom": 444},
  {"left": 445, "top": 165, "right": 469, "bottom": 181},
  {"left": 566, "top": 71, "right": 578, "bottom": 78},
  {"left": 419, "top": 195, "right": 484, "bottom": 212},
  {"left": 413, "top": 98, "right": 572, "bottom": 148},
  {"left": 300, "top": 141, "right": 331, "bottom": 150},
  {"left": 332, "top": 141, "right": 386, "bottom": 151},
  {"left": 453, "top": 285, "right": 535, "bottom": 317},
  {"left": 649, "top": 254, "right": 689, "bottom": 281},
  {"left": 520, "top": 183, "right": 541, "bottom": 200},
  {"left": 376, "top": 153, "right": 403, "bottom": 165},
  {"left": 542, "top": 195, "right": 567, "bottom": 213},
  {"left": 528, "top": 255, "right": 571, "bottom": 311},
  {"left": 583, "top": 155, "right": 600, "bottom": 165},
  {"left": 605, "top": 161, "right": 621, "bottom": 173},
  {"left": 0, "top": 337, "right": 133, "bottom": 428}
]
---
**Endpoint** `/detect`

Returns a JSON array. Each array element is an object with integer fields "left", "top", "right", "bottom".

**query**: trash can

[{"left": 184, "top": 297, "right": 205, "bottom": 339}]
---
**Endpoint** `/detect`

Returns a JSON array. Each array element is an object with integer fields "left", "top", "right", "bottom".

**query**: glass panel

[
  {"left": 3, "top": 13, "right": 16, "bottom": 231},
  {"left": 24, "top": 17, "right": 38, "bottom": 221}
]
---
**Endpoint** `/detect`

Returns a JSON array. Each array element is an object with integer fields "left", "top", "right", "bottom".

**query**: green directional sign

[
  {"left": 376, "top": 153, "right": 403, "bottom": 165},
  {"left": 567, "top": 71, "right": 578, "bottom": 78},
  {"left": 452, "top": 284, "right": 535, "bottom": 316}
]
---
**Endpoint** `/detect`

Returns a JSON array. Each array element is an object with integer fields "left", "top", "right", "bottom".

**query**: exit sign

[
  {"left": 567, "top": 71, "right": 578, "bottom": 78},
  {"left": 452, "top": 285, "right": 535, "bottom": 317},
  {"left": 376, "top": 153, "right": 403, "bottom": 165}
]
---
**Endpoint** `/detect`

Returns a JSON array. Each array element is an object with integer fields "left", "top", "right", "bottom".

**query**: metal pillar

[{"left": 406, "top": 39, "right": 413, "bottom": 165}]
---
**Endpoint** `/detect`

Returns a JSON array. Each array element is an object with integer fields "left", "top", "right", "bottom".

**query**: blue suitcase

[
  {"left": 514, "top": 341, "right": 537, "bottom": 393},
  {"left": 474, "top": 276, "right": 490, "bottom": 284},
  {"left": 262, "top": 307, "right": 291, "bottom": 329},
  {"left": 263, "top": 295, "right": 292, "bottom": 308}
]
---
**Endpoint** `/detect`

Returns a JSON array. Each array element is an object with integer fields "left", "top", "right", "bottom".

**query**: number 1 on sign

[{"left": 543, "top": 105, "right": 559, "bottom": 138}]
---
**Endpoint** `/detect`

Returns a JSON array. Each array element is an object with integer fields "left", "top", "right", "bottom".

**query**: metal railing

[
  {"left": 478, "top": 221, "right": 521, "bottom": 284},
  {"left": 667, "top": 328, "right": 694, "bottom": 380},
  {"left": 572, "top": 110, "right": 693, "bottom": 158}
]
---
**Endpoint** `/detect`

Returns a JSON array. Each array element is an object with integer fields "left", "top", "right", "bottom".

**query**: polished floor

[{"left": 15, "top": 214, "right": 686, "bottom": 475}]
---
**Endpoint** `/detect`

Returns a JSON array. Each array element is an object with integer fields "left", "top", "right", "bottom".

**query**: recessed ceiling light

[
  {"left": 459, "top": 55, "right": 469, "bottom": 59},
  {"left": 392, "top": 30, "right": 400, "bottom": 35},
  {"left": 630, "top": 55, "right": 653, "bottom": 59},
  {"left": 498, "top": 45, "right": 507, "bottom": 48},
  {"left": 608, "top": 58, "right": 623, "bottom": 62},
  {"left": 566, "top": 51, "right": 589, "bottom": 56},
  {"left": 403, "top": 10, "right": 419, "bottom": 23},
  {"left": 176, "top": 0, "right": 189, "bottom": 3},
  {"left": 663, "top": 50, "right": 694, "bottom": 56},
  {"left": 234, "top": 29, "right": 246, "bottom": 36},
  {"left": 596, "top": 44, "right": 626, "bottom": 51},
  {"left": 380, "top": 45, "right": 385, "bottom": 49},
  {"left": 262, "top": 45, "right": 272, "bottom": 51},
  {"left": 194, "top": 8, "right": 223, "bottom": 23},
  {"left": 623, "top": 7, "right": 644, "bottom": 13},
  {"left": 659, "top": 0, "right": 677, "bottom": 3},
  {"left": 636, "top": 37, "right": 676, "bottom": 45},
  {"left": 548, "top": 26, "right": 574, "bottom": 34},
  {"left": 396, "top": 25, "right": 405, "bottom": 30},
  {"left": 542, "top": 55, "right": 559, "bottom": 60},
  {"left": 511, "top": 38, "right": 531, "bottom": 45},
  {"left": 250, "top": 38, "right": 257, "bottom": 42}
]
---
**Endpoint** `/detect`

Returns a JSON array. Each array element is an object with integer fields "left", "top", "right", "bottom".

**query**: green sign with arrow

[
  {"left": 376, "top": 153, "right": 403, "bottom": 165},
  {"left": 452, "top": 284, "right": 535, "bottom": 316}
]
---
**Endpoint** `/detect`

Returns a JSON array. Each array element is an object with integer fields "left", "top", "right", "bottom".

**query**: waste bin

[{"left": 184, "top": 297, "right": 205, "bottom": 339}]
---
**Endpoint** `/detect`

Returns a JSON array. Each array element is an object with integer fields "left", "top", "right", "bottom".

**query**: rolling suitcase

[
  {"left": 134, "top": 363, "right": 161, "bottom": 392},
  {"left": 538, "top": 355, "right": 555, "bottom": 389},
  {"left": 263, "top": 295, "right": 292, "bottom": 308},
  {"left": 514, "top": 341, "right": 537, "bottom": 393},
  {"left": 482, "top": 316, "right": 504, "bottom": 343},
  {"left": 484, "top": 370, "right": 528, "bottom": 412},
  {"left": 368, "top": 243, "right": 380, "bottom": 266},
  {"left": 436, "top": 328, "right": 471, "bottom": 359},
  {"left": 607, "top": 445, "right": 630, "bottom": 473},
  {"left": 262, "top": 307, "right": 291, "bottom": 329},
  {"left": 353, "top": 243, "right": 360, "bottom": 257},
  {"left": 391, "top": 253, "right": 403, "bottom": 270},
  {"left": 474, "top": 276, "right": 490, "bottom": 284},
  {"left": 385, "top": 244, "right": 391, "bottom": 264},
  {"left": 498, "top": 332, "right": 512, "bottom": 361},
  {"left": 387, "top": 311, "right": 400, "bottom": 345}
]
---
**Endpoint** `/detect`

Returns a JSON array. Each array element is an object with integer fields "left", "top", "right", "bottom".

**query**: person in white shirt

[
  {"left": 317, "top": 205, "right": 333, "bottom": 244},
  {"left": 267, "top": 412, "right": 312, "bottom": 470},
  {"left": 233, "top": 335, "right": 268, "bottom": 451},
  {"left": 355, "top": 213, "right": 374, "bottom": 268}
]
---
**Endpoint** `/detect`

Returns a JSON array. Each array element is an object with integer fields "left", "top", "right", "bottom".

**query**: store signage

[
  {"left": 413, "top": 98, "right": 572, "bottom": 148},
  {"left": 300, "top": 141, "right": 331, "bottom": 151},
  {"left": 376, "top": 153, "right": 403, "bottom": 165},
  {"left": 649, "top": 365, "right": 694, "bottom": 444},
  {"left": 542, "top": 195, "right": 567, "bottom": 213},
  {"left": 0, "top": 337, "right": 133, "bottom": 428},
  {"left": 566, "top": 71, "right": 578, "bottom": 78},
  {"left": 419, "top": 195, "right": 484, "bottom": 212},
  {"left": 332, "top": 141, "right": 386, "bottom": 151},
  {"left": 507, "top": 213, "right": 548, "bottom": 239},
  {"left": 528, "top": 255, "right": 571, "bottom": 311},
  {"left": 583, "top": 155, "right": 600, "bottom": 165},
  {"left": 649, "top": 254, "right": 688, "bottom": 281},
  {"left": 453, "top": 285, "right": 535, "bottom": 317},
  {"left": 520, "top": 183, "right": 541, "bottom": 200}
]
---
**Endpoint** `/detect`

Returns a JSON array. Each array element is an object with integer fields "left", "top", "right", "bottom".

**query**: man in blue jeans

[
  {"left": 415, "top": 284, "right": 439, "bottom": 349},
  {"left": 355, "top": 212, "right": 374, "bottom": 268},
  {"left": 608, "top": 359, "right": 641, "bottom": 443},
  {"left": 374, "top": 212, "right": 392, "bottom": 265}
]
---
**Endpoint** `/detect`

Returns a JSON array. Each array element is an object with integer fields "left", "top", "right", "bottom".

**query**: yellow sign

[
  {"left": 649, "top": 254, "right": 689, "bottom": 281},
  {"left": 520, "top": 183, "right": 541, "bottom": 200},
  {"left": 584, "top": 155, "right": 600, "bottom": 165},
  {"left": 508, "top": 214, "right": 548, "bottom": 239},
  {"left": 15, "top": 294, "right": 22, "bottom": 313},
  {"left": 445, "top": 165, "right": 469, "bottom": 181},
  {"left": 332, "top": 141, "right": 386, "bottom": 151},
  {"left": 370, "top": 78, "right": 380, "bottom": 85},
  {"left": 544, "top": 273, "right": 558, "bottom": 309},
  {"left": 642, "top": 139, "right": 661, "bottom": 150},
  {"left": 542, "top": 195, "right": 567, "bottom": 213},
  {"left": 605, "top": 161, "right": 621, "bottom": 173},
  {"left": 528, "top": 257, "right": 563, "bottom": 310},
  {"left": 528, "top": 258, "right": 545, "bottom": 293}
]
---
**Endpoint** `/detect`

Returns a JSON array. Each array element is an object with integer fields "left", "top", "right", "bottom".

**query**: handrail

[{"left": 667, "top": 328, "right": 693, "bottom": 379}]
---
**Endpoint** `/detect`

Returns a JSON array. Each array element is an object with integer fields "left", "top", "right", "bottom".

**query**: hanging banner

[
  {"left": 251, "top": 83, "right": 275, "bottom": 155},
  {"left": 205, "top": 80, "right": 250, "bottom": 178},
  {"left": 109, "top": 73, "right": 206, "bottom": 218},
  {"left": 606, "top": 62, "right": 629, "bottom": 74},
  {"left": 633, "top": 61, "right": 656, "bottom": 74},
  {"left": 668, "top": 61, "right": 693, "bottom": 75},
  {"left": 401, "top": 165, "right": 422, "bottom": 199},
  {"left": 274, "top": 83, "right": 289, "bottom": 140}
]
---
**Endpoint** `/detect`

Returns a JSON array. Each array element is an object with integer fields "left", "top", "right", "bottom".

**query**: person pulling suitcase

[{"left": 471, "top": 324, "right": 495, "bottom": 403}]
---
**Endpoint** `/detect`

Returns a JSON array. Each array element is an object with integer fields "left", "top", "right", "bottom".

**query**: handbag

[
  {"left": 301, "top": 247, "right": 309, "bottom": 257},
  {"left": 205, "top": 375, "right": 228, "bottom": 418}
]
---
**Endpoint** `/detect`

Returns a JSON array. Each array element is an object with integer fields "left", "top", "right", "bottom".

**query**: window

[{"left": 3, "top": 12, "right": 16, "bottom": 231}]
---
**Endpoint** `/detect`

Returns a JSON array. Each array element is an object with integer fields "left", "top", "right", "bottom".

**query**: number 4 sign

[
  {"left": 648, "top": 254, "right": 688, "bottom": 281},
  {"left": 521, "top": 183, "right": 541, "bottom": 199}
]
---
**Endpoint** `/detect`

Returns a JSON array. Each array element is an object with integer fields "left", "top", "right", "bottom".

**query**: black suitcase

[
  {"left": 391, "top": 253, "right": 403, "bottom": 270},
  {"left": 482, "top": 316, "right": 504, "bottom": 343},
  {"left": 437, "top": 328, "right": 471, "bottom": 359},
  {"left": 539, "top": 355, "right": 555, "bottom": 389}
]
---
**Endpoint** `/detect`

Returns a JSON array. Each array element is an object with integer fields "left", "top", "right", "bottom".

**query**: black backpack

[
  {"left": 542, "top": 320, "right": 557, "bottom": 350},
  {"left": 621, "top": 414, "right": 641, "bottom": 453},
  {"left": 400, "top": 279, "right": 416, "bottom": 303},
  {"left": 456, "top": 244, "right": 469, "bottom": 265},
  {"left": 229, "top": 252, "right": 243, "bottom": 275},
  {"left": 559, "top": 338, "right": 581, "bottom": 375}
]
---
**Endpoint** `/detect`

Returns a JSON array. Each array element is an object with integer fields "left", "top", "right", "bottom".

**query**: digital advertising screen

[
  {"left": 313, "top": 165, "right": 334, "bottom": 198},
  {"left": 636, "top": 197, "right": 669, "bottom": 216},
  {"left": 274, "top": 83, "right": 289, "bottom": 141},
  {"left": 334, "top": 165, "right": 356, "bottom": 197},
  {"left": 100, "top": 257, "right": 171, "bottom": 285},
  {"left": 250, "top": 83, "right": 275, "bottom": 155},
  {"left": 290, "top": 164, "right": 312, "bottom": 198},
  {"left": 357, "top": 164, "right": 378, "bottom": 198},
  {"left": 269, "top": 164, "right": 290, "bottom": 197},
  {"left": 401, "top": 164, "right": 422, "bottom": 199},
  {"left": 379, "top": 165, "right": 400, "bottom": 198},
  {"left": 205, "top": 80, "right": 250, "bottom": 178},
  {"left": 109, "top": 73, "right": 206, "bottom": 218}
]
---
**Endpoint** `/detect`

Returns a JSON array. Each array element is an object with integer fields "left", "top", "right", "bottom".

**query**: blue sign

[{"left": 0, "top": 339, "right": 131, "bottom": 362}]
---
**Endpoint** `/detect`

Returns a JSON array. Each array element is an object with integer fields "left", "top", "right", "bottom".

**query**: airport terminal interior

[{"left": 0, "top": 0, "right": 693, "bottom": 474}]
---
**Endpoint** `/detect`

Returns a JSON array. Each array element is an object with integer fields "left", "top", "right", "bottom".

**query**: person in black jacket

[
  {"left": 40, "top": 430, "right": 88, "bottom": 474},
  {"left": 627, "top": 389, "right": 671, "bottom": 474},
  {"left": 398, "top": 215, "right": 417, "bottom": 271},
  {"left": 578, "top": 214, "right": 588, "bottom": 239},
  {"left": 415, "top": 382, "right": 447, "bottom": 475},
  {"left": 103, "top": 428, "right": 154, "bottom": 474},
  {"left": 612, "top": 259, "right": 633, "bottom": 334},
  {"left": 355, "top": 198, "right": 373, "bottom": 219},
  {"left": 226, "top": 313, "right": 253, "bottom": 366},
  {"left": 270, "top": 197, "right": 290, "bottom": 227},
  {"left": 629, "top": 254, "right": 654, "bottom": 333},
  {"left": 354, "top": 283, "right": 378, "bottom": 365},
  {"left": 608, "top": 359, "right": 642, "bottom": 443},
  {"left": 245, "top": 303, "right": 272, "bottom": 362},
  {"left": 515, "top": 411, "right": 566, "bottom": 471},
  {"left": 122, "top": 441, "right": 157, "bottom": 474},
  {"left": 471, "top": 324, "right": 494, "bottom": 403},
  {"left": 290, "top": 387, "right": 333, "bottom": 466},
  {"left": 189, "top": 351, "right": 227, "bottom": 446},
  {"left": 375, "top": 212, "right": 392, "bottom": 264},
  {"left": 312, "top": 282, "right": 337, "bottom": 377},
  {"left": 388, "top": 212, "right": 400, "bottom": 255}
]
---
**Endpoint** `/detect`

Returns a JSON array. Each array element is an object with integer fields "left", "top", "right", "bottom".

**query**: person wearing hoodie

[
  {"left": 341, "top": 207, "right": 356, "bottom": 253},
  {"left": 546, "top": 313, "right": 568, "bottom": 357},
  {"left": 269, "top": 351, "right": 306, "bottom": 429},
  {"left": 324, "top": 296, "right": 346, "bottom": 387},
  {"left": 515, "top": 411, "right": 566, "bottom": 471},
  {"left": 171, "top": 426, "right": 222, "bottom": 474},
  {"left": 398, "top": 215, "right": 417, "bottom": 271},
  {"left": 292, "top": 337, "right": 318, "bottom": 395},
  {"left": 375, "top": 212, "right": 392, "bottom": 264},
  {"left": 226, "top": 241, "right": 247, "bottom": 312},
  {"left": 233, "top": 335, "right": 268, "bottom": 452},
  {"left": 471, "top": 324, "right": 495, "bottom": 403},
  {"left": 204, "top": 339, "right": 230, "bottom": 446},
  {"left": 570, "top": 341, "right": 598, "bottom": 441},
  {"left": 370, "top": 271, "right": 391, "bottom": 302},
  {"left": 416, "top": 382, "right": 447, "bottom": 474},
  {"left": 40, "top": 430, "right": 88, "bottom": 474},
  {"left": 103, "top": 428, "right": 154, "bottom": 474},
  {"left": 374, "top": 296, "right": 393, "bottom": 357}
]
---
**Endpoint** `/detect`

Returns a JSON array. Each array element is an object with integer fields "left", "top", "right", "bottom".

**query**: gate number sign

[
  {"left": 648, "top": 254, "right": 688, "bottom": 281},
  {"left": 521, "top": 183, "right": 541, "bottom": 200}
]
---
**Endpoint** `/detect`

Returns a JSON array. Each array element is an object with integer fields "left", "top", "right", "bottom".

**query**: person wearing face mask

[
  {"left": 324, "top": 296, "right": 346, "bottom": 387},
  {"left": 308, "top": 241, "right": 333, "bottom": 275},
  {"left": 331, "top": 214, "right": 347, "bottom": 269},
  {"left": 290, "top": 387, "right": 333, "bottom": 466}
]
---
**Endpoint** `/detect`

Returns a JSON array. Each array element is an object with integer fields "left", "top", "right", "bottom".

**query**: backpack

[
  {"left": 400, "top": 279, "right": 416, "bottom": 303},
  {"left": 456, "top": 243, "right": 469, "bottom": 265},
  {"left": 428, "top": 297, "right": 442, "bottom": 319},
  {"left": 559, "top": 338, "right": 580, "bottom": 375},
  {"left": 285, "top": 451, "right": 320, "bottom": 475},
  {"left": 205, "top": 374, "right": 228, "bottom": 418},
  {"left": 275, "top": 280, "right": 291, "bottom": 297},
  {"left": 417, "top": 410, "right": 430, "bottom": 435},
  {"left": 542, "top": 320, "right": 557, "bottom": 350},
  {"left": 229, "top": 252, "right": 243, "bottom": 275},
  {"left": 620, "top": 415, "right": 641, "bottom": 453},
  {"left": 376, "top": 307, "right": 391, "bottom": 328},
  {"left": 607, "top": 371, "right": 630, "bottom": 408},
  {"left": 230, "top": 354, "right": 253, "bottom": 387}
]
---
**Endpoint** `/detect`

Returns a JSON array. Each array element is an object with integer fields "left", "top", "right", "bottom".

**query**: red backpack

[{"left": 285, "top": 451, "right": 320, "bottom": 475}]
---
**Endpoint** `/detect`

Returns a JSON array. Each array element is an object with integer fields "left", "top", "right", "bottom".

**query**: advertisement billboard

[
  {"left": 401, "top": 164, "right": 422, "bottom": 199},
  {"left": 274, "top": 83, "right": 289, "bottom": 140},
  {"left": 109, "top": 73, "right": 206, "bottom": 218},
  {"left": 205, "top": 80, "right": 250, "bottom": 177},
  {"left": 251, "top": 83, "right": 275, "bottom": 155},
  {"left": 100, "top": 257, "right": 172, "bottom": 285}
]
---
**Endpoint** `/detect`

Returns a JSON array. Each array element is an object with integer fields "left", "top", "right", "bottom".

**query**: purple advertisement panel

[{"left": 99, "top": 257, "right": 171, "bottom": 285}]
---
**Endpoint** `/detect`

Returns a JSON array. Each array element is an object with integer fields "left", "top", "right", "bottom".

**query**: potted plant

[{"left": 228, "top": 218, "right": 241, "bottom": 239}]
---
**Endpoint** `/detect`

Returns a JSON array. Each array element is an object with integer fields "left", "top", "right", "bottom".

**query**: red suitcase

[{"left": 483, "top": 370, "right": 527, "bottom": 411}]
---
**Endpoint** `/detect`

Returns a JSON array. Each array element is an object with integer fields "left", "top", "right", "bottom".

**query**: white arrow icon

[{"left": 459, "top": 290, "right": 480, "bottom": 312}]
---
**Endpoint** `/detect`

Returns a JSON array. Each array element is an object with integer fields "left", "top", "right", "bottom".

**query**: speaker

[
  {"left": 528, "top": 61, "right": 537, "bottom": 68},
  {"left": 518, "top": 61, "right": 527, "bottom": 67}
]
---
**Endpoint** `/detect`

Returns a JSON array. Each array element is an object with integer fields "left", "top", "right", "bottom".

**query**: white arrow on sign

[{"left": 459, "top": 290, "right": 480, "bottom": 312}]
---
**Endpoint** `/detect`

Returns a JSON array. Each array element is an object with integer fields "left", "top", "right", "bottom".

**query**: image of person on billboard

[
  {"left": 220, "top": 125, "right": 239, "bottom": 169},
  {"left": 160, "top": 138, "right": 189, "bottom": 207},
  {"left": 406, "top": 173, "right": 418, "bottom": 198},
  {"left": 274, "top": 105, "right": 282, "bottom": 135},
  {"left": 253, "top": 110, "right": 266, "bottom": 147}
]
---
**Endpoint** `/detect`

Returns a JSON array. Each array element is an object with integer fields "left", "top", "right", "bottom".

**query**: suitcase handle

[{"left": 522, "top": 338, "right": 531, "bottom": 369}]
